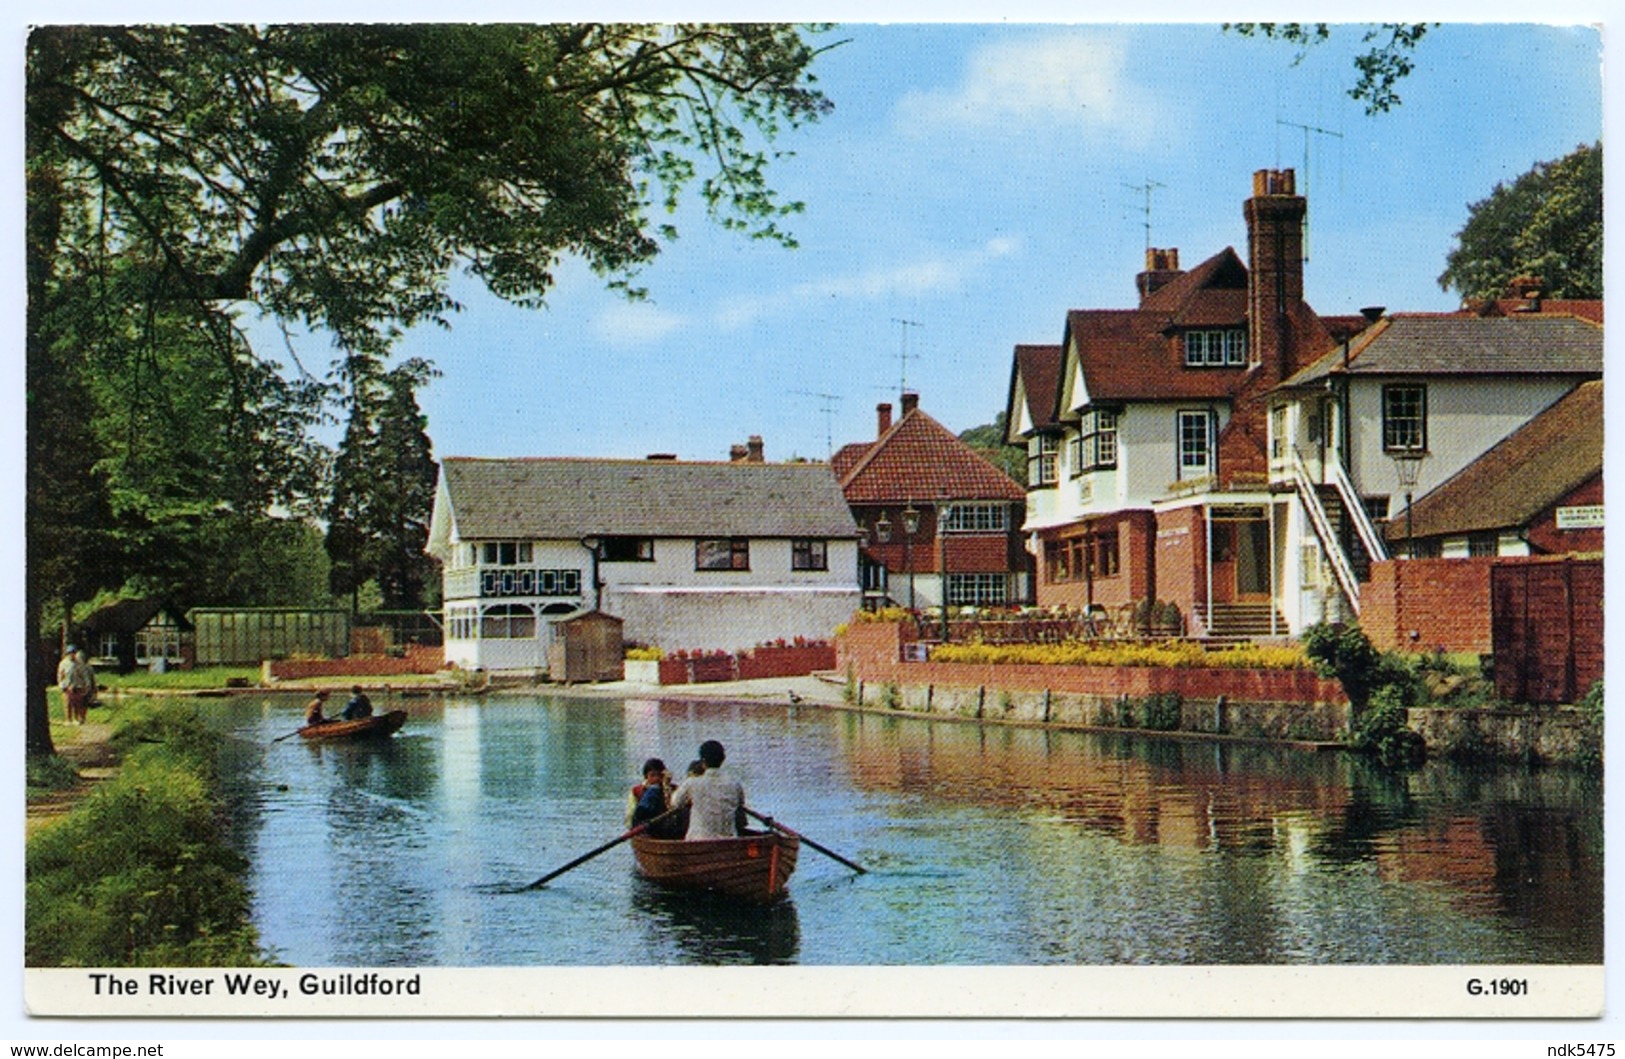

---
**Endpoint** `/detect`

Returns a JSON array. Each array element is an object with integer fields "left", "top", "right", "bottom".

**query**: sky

[{"left": 221, "top": 18, "right": 1607, "bottom": 467}]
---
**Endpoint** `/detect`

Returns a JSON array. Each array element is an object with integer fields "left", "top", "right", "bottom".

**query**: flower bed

[{"left": 932, "top": 640, "right": 1308, "bottom": 670}]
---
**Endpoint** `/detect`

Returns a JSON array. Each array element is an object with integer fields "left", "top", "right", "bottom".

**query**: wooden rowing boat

[
  {"left": 297, "top": 709, "right": 407, "bottom": 742},
  {"left": 630, "top": 830, "right": 800, "bottom": 903}
]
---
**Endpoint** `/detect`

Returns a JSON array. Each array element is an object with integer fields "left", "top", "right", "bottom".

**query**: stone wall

[{"left": 1409, "top": 704, "right": 1593, "bottom": 765}]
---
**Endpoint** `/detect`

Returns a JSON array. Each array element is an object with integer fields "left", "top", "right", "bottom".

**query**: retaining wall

[{"left": 837, "top": 623, "right": 1348, "bottom": 740}]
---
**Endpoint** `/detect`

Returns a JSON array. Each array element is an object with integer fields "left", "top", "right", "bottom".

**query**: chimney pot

[
  {"left": 729, "top": 444, "right": 748, "bottom": 462},
  {"left": 876, "top": 402, "right": 893, "bottom": 437},
  {"left": 901, "top": 392, "right": 920, "bottom": 416},
  {"left": 746, "top": 435, "right": 764, "bottom": 462}
]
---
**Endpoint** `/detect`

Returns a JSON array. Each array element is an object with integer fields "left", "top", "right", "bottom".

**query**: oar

[
  {"left": 269, "top": 726, "right": 309, "bottom": 745},
  {"left": 525, "top": 805, "right": 683, "bottom": 891},
  {"left": 745, "top": 807, "right": 866, "bottom": 875}
]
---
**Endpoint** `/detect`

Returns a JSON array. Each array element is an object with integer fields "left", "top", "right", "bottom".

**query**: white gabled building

[
  {"left": 427, "top": 456, "right": 862, "bottom": 673},
  {"left": 1267, "top": 303, "right": 1604, "bottom": 632}
]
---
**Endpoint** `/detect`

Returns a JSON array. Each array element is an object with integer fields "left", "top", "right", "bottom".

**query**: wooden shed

[{"left": 547, "top": 611, "right": 624, "bottom": 683}]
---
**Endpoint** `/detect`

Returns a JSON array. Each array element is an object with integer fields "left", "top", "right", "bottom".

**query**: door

[{"left": 1234, "top": 520, "right": 1271, "bottom": 600}]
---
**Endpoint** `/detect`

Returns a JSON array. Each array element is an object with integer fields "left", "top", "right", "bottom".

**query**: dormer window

[{"left": 1184, "top": 329, "right": 1247, "bottom": 367}]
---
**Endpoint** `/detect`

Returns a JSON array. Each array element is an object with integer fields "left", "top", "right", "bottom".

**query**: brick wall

[
  {"left": 837, "top": 622, "right": 1345, "bottom": 707},
  {"left": 656, "top": 643, "right": 838, "bottom": 685},
  {"left": 1492, "top": 557, "right": 1603, "bottom": 704},
  {"left": 266, "top": 644, "right": 444, "bottom": 681},
  {"left": 1360, "top": 558, "right": 1495, "bottom": 653}
]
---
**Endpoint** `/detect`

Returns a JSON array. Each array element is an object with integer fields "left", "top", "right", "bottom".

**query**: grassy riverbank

[{"left": 26, "top": 699, "right": 266, "bottom": 967}]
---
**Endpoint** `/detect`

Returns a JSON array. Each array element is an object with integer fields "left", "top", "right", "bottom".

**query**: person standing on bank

[
  {"left": 670, "top": 740, "right": 745, "bottom": 839},
  {"left": 57, "top": 645, "right": 96, "bottom": 725}
]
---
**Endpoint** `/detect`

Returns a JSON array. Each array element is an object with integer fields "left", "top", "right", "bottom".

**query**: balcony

[{"left": 445, "top": 566, "right": 584, "bottom": 601}]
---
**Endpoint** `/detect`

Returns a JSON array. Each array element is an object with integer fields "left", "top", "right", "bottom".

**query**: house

[
  {"left": 1269, "top": 309, "right": 1603, "bottom": 631},
  {"left": 1392, "top": 379, "right": 1602, "bottom": 558},
  {"left": 427, "top": 454, "right": 862, "bottom": 672},
  {"left": 76, "top": 598, "right": 194, "bottom": 671},
  {"left": 1007, "top": 169, "right": 1338, "bottom": 635},
  {"left": 832, "top": 392, "right": 1030, "bottom": 611}
]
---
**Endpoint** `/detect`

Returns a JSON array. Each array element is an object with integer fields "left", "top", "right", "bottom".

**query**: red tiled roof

[
  {"left": 1062, "top": 248, "right": 1269, "bottom": 406},
  {"left": 1391, "top": 380, "right": 1604, "bottom": 541},
  {"left": 1011, "top": 344, "right": 1062, "bottom": 432},
  {"left": 837, "top": 407, "right": 1025, "bottom": 504},
  {"left": 830, "top": 442, "right": 872, "bottom": 479}
]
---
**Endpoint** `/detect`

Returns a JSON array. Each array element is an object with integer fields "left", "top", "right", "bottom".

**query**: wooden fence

[{"left": 1491, "top": 558, "right": 1603, "bottom": 705}]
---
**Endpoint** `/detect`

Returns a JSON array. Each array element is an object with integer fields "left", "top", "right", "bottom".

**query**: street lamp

[
  {"left": 938, "top": 497, "right": 953, "bottom": 642},
  {"left": 902, "top": 501, "right": 920, "bottom": 611},
  {"left": 1389, "top": 451, "right": 1426, "bottom": 558}
]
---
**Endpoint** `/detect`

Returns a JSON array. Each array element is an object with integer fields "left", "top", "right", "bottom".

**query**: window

[
  {"left": 1177, "top": 410, "right": 1214, "bottom": 478},
  {"left": 135, "top": 621, "right": 183, "bottom": 663},
  {"left": 481, "top": 541, "right": 534, "bottom": 566},
  {"left": 947, "top": 573, "right": 1009, "bottom": 606},
  {"left": 942, "top": 503, "right": 1008, "bottom": 533},
  {"left": 447, "top": 606, "right": 479, "bottom": 640},
  {"left": 1093, "top": 532, "right": 1121, "bottom": 577},
  {"left": 1362, "top": 496, "right": 1391, "bottom": 523},
  {"left": 1468, "top": 533, "right": 1499, "bottom": 557},
  {"left": 792, "top": 539, "right": 829, "bottom": 571},
  {"left": 480, "top": 603, "right": 536, "bottom": 639},
  {"left": 480, "top": 568, "right": 582, "bottom": 597},
  {"left": 1028, "top": 435, "right": 1059, "bottom": 486},
  {"left": 696, "top": 538, "right": 750, "bottom": 571},
  {"left": 1183, "top": 329, "right": 1246, "bottom": 367},
  {"left": 1073, "top": 410, "right": 1118, "bottom": 473},
  {"left": 1382, "top": 385, "right": 1427, "bottom": 452},
  {"left": 601, "top": 537, "right": 654, "bottom": 562},
  {"left": 1269, "top": 406, "right": 1287, "bottom": 461}
]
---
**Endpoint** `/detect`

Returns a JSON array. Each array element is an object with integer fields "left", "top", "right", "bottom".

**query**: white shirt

[{"left": 671, "top": 768, "right": 745, "bottom": 839}]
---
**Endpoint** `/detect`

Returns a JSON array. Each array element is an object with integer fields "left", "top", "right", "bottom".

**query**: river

[{"left": 214, "top": 691, "right": 1602, "bottom": 967}]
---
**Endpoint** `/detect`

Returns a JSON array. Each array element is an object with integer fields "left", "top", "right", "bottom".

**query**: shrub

[
  {"left": 880, "top": 682, "right": 901, "bottom": 710},
  {"left": 1351, "top": 684, "right": 1427, "bottom": 768},
  {"left": 26, "top": 704, "right": 263, "bottom": 967},
  {"left": 1576, "top": 679, "right": 1603, "bottom": 770},
  {"left": 624, "top": 646, "right": 664, "bottom": 661},
  {"left": 931, "top": 640, "right": 1309, "bottom": 670},
  {"left": 1141, "top": 691, "right": 1183, "bottom": 731}
]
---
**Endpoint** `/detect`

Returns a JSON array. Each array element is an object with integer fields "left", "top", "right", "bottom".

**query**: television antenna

[
  {"left": 890, "top": 318, "right": 923, "bottom": 394},
  {"left": 1123, "top": 179, "right": 1166, "bottom": 251},
  {"left": 1276, "top": 118, "right": 1343, "bottom": 261},
  {"left": 789, "top": 389, "right": 843, "bottom": 458}
]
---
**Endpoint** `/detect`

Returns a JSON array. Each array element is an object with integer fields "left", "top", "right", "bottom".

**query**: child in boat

[
  {"left": 304, "top": 690, "right": 332, "bottom": 726},
  {"left": 626, "top": 758, "right": 669, "bottom": 827}
]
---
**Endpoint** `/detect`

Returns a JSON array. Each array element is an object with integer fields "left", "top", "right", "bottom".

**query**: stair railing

[
  {"left": 1290, "top": 449, "right": 1362, "bottom": 615},
  {"left": 1327, "top": 454, "right": 1389, "bottom": 564}
]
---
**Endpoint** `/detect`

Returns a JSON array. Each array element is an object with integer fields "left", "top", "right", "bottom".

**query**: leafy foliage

[
  {"left": 1224, "top": 23, "right": 1433, "bottom": 115},
  {"left": 959, "top": 411, "right": 1025, "bottom": 484},
  {"left": 1437, "top": 143, "right": 1602, "bottom": 302},
  {"left": 932, "top": 640, "right": 1309, "bottom": 670},
  {"left": 25, "top": 24, "right": 834, "bottom": 754},
  {"left": 1303, "top": 623, "right": 1426, "bottom": 766},
  {"left": 26, "top": 703, "right": 262, "bottom": 966},
  {"left": 327, "top": 358, "right": 441, "bottom": 609}
]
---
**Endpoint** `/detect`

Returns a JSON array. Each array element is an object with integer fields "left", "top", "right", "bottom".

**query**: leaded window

[
  {"left": 1382, "top": 385, "right": 1427, "bottom": 452},
  {"left": 696, "top": 538, "right": 750, "bottom": 571}
]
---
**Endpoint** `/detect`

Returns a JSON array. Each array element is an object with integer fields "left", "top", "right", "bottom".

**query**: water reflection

[
  {"left": 207, "top": 694, "right": 1601, "bottom": 966},
  {"left": 630, "top": 880, "right": 801, "bottom": 964}
]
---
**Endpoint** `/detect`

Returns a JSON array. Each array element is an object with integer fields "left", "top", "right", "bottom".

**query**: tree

[
  {"left": 959, "top": 412, "right": 1025, "bottom": 484},
  {"left": 1224, "top": 23, "right": 1433, "bottom": 115},
  {"left": 26, "top": 24, "right": 834, "bottom": 755},
  {"left": 1437, "top": 143, "right": 1602, "bottom": 303},
  {"left": 326, "top": 358, "right": 441, "bottom": 611}
]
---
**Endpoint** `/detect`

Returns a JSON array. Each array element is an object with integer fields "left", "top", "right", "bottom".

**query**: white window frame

[
  {"left": 943, "top": 503, "right": 1008, "bottom": 533},
  {"left": 1177, "top": 410, "right": 1215, "bottom": 479},
  {"left": 1028, "top": 434, "right": 1059, "bottom": 486},
  {"left": 947, "top": 573, "right": 1009, "bottom": 606}
]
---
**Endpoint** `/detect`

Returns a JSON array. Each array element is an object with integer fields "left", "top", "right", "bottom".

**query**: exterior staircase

[
  {"left": 1199, "top": 601, "right": 1288, "bottom": 639},
  {"left": 1317, "top": 487, "right": 1374, "bottom": 582}
]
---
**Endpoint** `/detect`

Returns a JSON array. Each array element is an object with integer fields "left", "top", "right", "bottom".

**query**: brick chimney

[
  {"left": 876, "top": 402, "right": 893, "bottom": 437},
  {"left": 900, "top": 391, "right": 920, "bottom": 417},
  {"left": 1245, "top": 168, "right": 1306, "bottom": 380},
  {"left": 746, "top": 435, "right": 764, "bottom": 462},
  {"left": 1136, "top": 247, "right": 1183, "bottom": 303},
  {"left": 729, "top": 443, "right": 749, "bottom": 462}
]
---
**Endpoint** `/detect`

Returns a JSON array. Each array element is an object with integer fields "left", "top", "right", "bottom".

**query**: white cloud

[
  {"left": 714, "top": 236, "right": 1022, "bottom": 329},
  {"left": 591, "top": 301, "right": 687, "bottom": 346},
  {"left": 895, "top": 31, "right": 1156, "bottom": 139}
]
